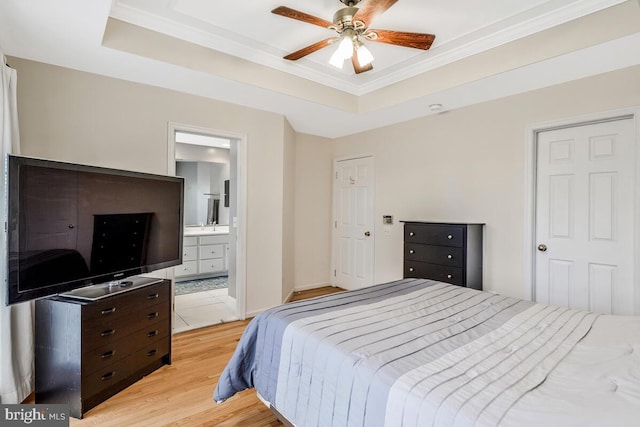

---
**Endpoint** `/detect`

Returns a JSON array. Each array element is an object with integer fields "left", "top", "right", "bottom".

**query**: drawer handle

[
  {"left": 409, "top": 232, "right": 415, "bottom": 236},
  {"left": 409, "top": 250, "right": 415, "bottom": 254},
  {"left": 101, "top": 350, "right": 116, "bottom": 359},
  {"left": 147, "top": 330, "right": 159, "bottom": 338},
  {"left": 447, "top": 234, "right": 453, "bottom": 240},
  {"left": 101, "top": 371, "right": 115, "bottom": 381},
  {"left": 409, "top": 267, "right": 414, "bottom": 272},
  {"left": 447, "top": 274, "right": 452, "bottom": 279},
  {"left": 147, "top": 293, "right": 159, "bottom": 300},
  {"left": 147, "top": 349, "right": 158, "bottom": 357},
  {"left": 147, "top": 312, "right": 159, "bottom": 319},
  {"left": 101, "top": 329, "right": 116, "bottom": 337},
  {"left": 101, "top": 307, "right": 117, "bottom": 315},
  {"left": 447, "top": 254, "right": 453, "bottom": 259}
]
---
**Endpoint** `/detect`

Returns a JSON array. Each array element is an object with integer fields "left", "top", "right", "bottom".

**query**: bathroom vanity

[{"left": 175, "top": 226, "right": 230, "bottom": 280}]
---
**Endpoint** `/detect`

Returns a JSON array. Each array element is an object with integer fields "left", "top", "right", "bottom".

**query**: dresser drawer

[
  {"left": 81, "top": 335, "right": 168, "bottom": 399},
  {"left": 82, "top": 282, "right": 169, "bottom": 325},
  {"left": 404, "top": 261, "right": 464, "bottom": 286},
  {"left": 404, "top": 223, "right": 464, "bottom": 247},
  {"left": 82, "top": 319, "right": 169, "bottom": 376},
  {"left": 405, "top": 243, "right": 464, "bottom": 268},
  {"left": 130, "top": 336, "right": 170, "bottom": 373},
  {"left": 81, "top": 300, "right": 169, "bottom": 349},
  {"left": 83, "top": 357, "right": 133, "bottom": 398}
]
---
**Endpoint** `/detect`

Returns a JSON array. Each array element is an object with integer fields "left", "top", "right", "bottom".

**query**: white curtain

[{"left": 0, "top": 51, "right": 34, "bottom": 404}]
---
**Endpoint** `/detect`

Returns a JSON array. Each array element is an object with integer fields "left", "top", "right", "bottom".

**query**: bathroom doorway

[{"left": 167, "top": 124, "right": 246, "bottom": 332}]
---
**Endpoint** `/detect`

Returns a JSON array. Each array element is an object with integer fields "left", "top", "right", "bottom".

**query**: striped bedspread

[{"left": 214, "top": 279, "right": 600, "bottom": 426}]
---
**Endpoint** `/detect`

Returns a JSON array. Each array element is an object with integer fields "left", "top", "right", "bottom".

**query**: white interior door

[
  {"left": 333, "top": 156, "right": 375, "bottom": 290},
  {"left": 535, "top": 118, "right": 636, "bottom": 315}
]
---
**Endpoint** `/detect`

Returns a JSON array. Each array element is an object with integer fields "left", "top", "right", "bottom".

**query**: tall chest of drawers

[
  {"left": 402, "top": 222, "right": 484, "bottom": 290},
  {"left": 35, "top": 279, "right": 171, "bottom": 418}
]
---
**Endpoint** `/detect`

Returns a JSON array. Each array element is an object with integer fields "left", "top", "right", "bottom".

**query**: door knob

[
  {"left": 537, "top": 244, "right": 547, "bottom": 252},
  {"left": 364, "top": 231, "right": 371, "bottom": 237}
]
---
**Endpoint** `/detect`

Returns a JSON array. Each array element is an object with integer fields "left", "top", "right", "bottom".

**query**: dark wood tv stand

[{"left": 34, "top": 278, "right": 172, "bottom": 418}]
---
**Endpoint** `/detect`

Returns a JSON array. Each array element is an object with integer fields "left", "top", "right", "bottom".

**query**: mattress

[{"left": 214, "top": 279, "right": 640, "bottom": 426}]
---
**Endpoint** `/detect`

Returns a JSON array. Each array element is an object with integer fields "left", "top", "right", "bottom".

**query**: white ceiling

[
  {"left": 108, "top": 0, "right": 627, "bottom": 94},
  {"left": 0, "top": 0, "right": 639, "bottom": 138}
]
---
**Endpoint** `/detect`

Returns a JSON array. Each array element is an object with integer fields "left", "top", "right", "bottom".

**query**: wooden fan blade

[
  {"left": 353, "top": 0, "right": 398, "bottom": 25},
  {"left": 284, "top": 38, "right": 337, "bottom": 61},
  {"left": 271, "top": 6, "right": 333, "bottom": 28},
  {"left": 368, "top": 29, "right": 435, "bottom": 50},
  {"left": 351, "top": 53, "right": 373, "bottom": 74}
]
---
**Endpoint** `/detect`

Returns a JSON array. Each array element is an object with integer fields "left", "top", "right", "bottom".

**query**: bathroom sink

[{"left": 184, "top": 226, "right": 229, "bottom": 235}]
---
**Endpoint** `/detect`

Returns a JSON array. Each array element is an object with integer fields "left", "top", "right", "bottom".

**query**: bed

[{"left": 214, "top": 278, "right": 640, "bottom": 426}]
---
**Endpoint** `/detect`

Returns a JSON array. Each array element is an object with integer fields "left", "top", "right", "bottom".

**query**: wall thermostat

[{"left": 383, "top": 215, "right": 393, "bottom": 225}]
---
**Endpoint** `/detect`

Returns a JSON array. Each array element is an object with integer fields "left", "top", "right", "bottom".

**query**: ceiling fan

[{"left": 271, "top": 0, "right": 435, "bottom": 74}]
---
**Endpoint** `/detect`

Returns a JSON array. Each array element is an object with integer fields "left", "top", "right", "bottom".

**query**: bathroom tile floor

[{"left": 174, "top": 287, "right": 237, "bottom": 333}]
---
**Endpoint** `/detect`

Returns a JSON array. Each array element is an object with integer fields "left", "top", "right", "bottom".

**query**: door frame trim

[
  {"left": 523, "top": 107, "right": 640, "bottom": 313},
  {"left": 331, "top": 154, "right": 375, "bottom": 288},
  {"left": 167, "top": 122, "right": 248, "bottom": 321}
]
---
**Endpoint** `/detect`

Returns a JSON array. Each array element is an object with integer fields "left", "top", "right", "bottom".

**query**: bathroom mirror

[{"left": 175, "top": 139, "right": 230, "bottom": 227}]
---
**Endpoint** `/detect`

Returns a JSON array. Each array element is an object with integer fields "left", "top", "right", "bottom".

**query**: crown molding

[
  {"left": 354, "top": 0, "right": 629, "bottom": 94},
  {"left": 109, "top": 2, "right": 363, "bottom": 94},
  {"left": 110, "top": 0, "right": 629, "bottom": 96}
]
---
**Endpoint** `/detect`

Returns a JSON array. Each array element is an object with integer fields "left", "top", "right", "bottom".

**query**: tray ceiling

[
  {"left": 0, "top": 0, "right": 638, "bottom": 137},
  {"left": 109, "top": 0, "right": 627, "bottom": 94}
]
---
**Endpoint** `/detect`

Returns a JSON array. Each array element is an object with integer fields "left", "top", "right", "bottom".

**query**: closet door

[
  {"left": 535, "top": 118, "right": 636, "bottom": 315},
  {"left": 333, "top": 156, "right": 375, "bottom": 290}
]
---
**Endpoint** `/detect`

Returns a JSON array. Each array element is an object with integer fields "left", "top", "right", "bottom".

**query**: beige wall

[
  {"left": 11, "top": 57, "right": 289, "bottom": 315},
  {"left": 13, "top": 56, "right": 640, "bottom": 308},
  {"left": 293, "top": 133, "right": 333, "bottom": 289},
  {"left": 326, "top": 65, "right": 640, "bottom": 299},
  {"left": 282, "top": 120, "right": 296, "bottom": 301}
]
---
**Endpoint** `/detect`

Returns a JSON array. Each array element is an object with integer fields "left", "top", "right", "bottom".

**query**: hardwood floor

[
  {"left": 288, "top": 285, "right": 345, "bottom": 302},
  {"left": 64, "top": 285, "right": 345, "bottom": 426}
]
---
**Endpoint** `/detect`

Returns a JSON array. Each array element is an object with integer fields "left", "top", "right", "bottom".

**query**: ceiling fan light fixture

[
  {"left": 336, "top": 34, "right": 354, "bottom": 58},
  {"left": 329, "top": 35, "right": 354, "bottom": 68},
  {"left": 355, "top": 41, "right": 374, "bottom": 67},
  {"left": 329, "top": 47, "right": 346, "bottom": 68}
]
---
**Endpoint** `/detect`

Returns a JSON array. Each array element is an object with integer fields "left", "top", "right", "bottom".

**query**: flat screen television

[{"left": 5, "top": 155, "right": 184, "bottom": 305}]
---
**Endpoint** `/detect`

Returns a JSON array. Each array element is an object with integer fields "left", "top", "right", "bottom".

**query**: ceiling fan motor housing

[{"left": 333, "top": 7, "right": 360, "bottom": 29}]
